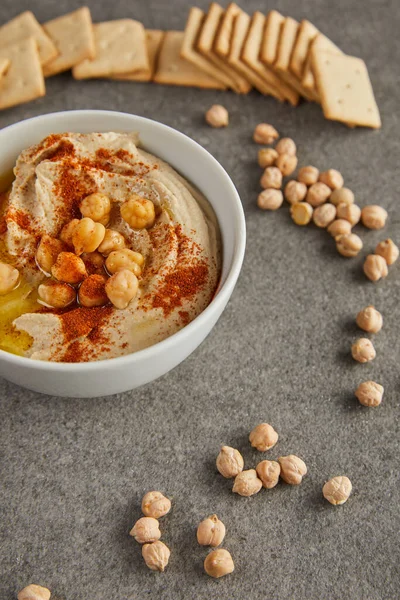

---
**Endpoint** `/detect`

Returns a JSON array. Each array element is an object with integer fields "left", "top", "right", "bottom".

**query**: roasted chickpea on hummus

[{"left": 0, "top": 132, "right": 221, "bottom": 362}]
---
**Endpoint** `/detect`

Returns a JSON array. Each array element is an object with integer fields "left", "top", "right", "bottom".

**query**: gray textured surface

[{"left": 0, "top": 0, "right": 399, "bottom": 599}]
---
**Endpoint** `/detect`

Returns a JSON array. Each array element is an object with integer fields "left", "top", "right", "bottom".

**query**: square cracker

[
  {"left": 242, "top": 11, "right": 299, "bottom": 106},
  {"left": 214, "top": 2, "right": 241, "bottom": 58},
  {"left": 260, "top": 10, "right": 285, "bottom": 65},
  {"left": 154, "top": 31, "right": 225, "bottom": 89},
  {"left": 0, "top": 11, "right": 58, "bottom": 66},
  {"left": 302, "top": 33, "right": 342, "bottom": 98},
  {"left": 43, "top": 7, "right": 95, "bottom": 77},
  {"left": 311, "top": 50, "right": 381, "bottom": 128},
  {"left": 73, "top": 19, "right": 149, "bottom": 79},
  {"left": 290, "top": 19, "right": 318, "bottom": 79},
  {"left": 113, "top": 30, "right": 165, "bottom": 81},
  {"left": 0, "top": 37, "right": 45, "bottom": 110}
]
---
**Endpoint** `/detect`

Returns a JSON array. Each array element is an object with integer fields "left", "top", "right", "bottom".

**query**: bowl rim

[{"left": 0, "top": 109, "right": 246, "bottom": 371}]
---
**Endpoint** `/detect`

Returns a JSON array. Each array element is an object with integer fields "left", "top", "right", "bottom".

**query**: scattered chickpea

[
  {"left": 204, "top": 548, "right": 235, "bottom": 579},
  {"left": 72, "top": 217, "right": 106, "bottom": 255},
  {"left": 51, "top": 252, "right": 87, "bottom": 284},
  {"left": 256, "top": 460, "right": 281, "bottom": 489},
  {"left": 142, "top": 540, "right": 171, "bottom": 572},
  {"left": 0, "top": 261, "right": 20, "bottom": 295},
  {"left": 355, "top": 380, "right": 384, "bottom": 407},
  {"left": 313, "top": 203, "right": 337, "bottom": 228},
  {"left": 336, "top": 233, "right": 363, "bottom": 258},
  {"left": 197, "top": 514, "right": 226, "bottom": 547},
  {"left": 351, "top": 338, "right": 376, "bottom": 363},
  {"left": 330, "top": 187, "right": 354, "bottom": 206},
  {"left": 129, "top": 516, "right": 161, "bottom": 544},
  {"left": 275, "top": 137, "right": 296, "bottom": 156},
  {"left": 253, "top": 123, "right": 279, "bottom": 144},
  {"left": 297, "top": 165, "right": 319, "bottom": 186},
  {"left": 275, "top": 153, "right": 298, "bottom": 176},
  {"left": 306, "top": 182, "right": 331, "bottom": 207},
  {"left": 327, "top": 219, "right": 352, "bottom": 238},
  {"left": 105, "top": 269, "right": 139, "bottom": 309},
  {"left": 59, "top": 218, "right": 79, "bottom": 246},
  {"left": 232, "top": 469, "right": 262, "bottom": 497},
  {"left": 142, "top": 491, "right": 171, "bottom": 519},
  {"left": 278, "top": 455, "right": 307, "bottom": 485},
  {"left": 257, "top": 189, "right": 283, "bottom": 210},
  {"left": 336, "top": 203, "right": 361, "bottom": 226},
  {"left": 258, "top": 148, "right": 278, "bottom": 168},
  {"left": 38, "top": 281, "right": 76, "bottom": 308},
  {"left": 80, "top": 192, "right": 111, "bottom": 225},
  {"left": 98, "top": 229, "right": 126, "bottom": 256},
  {"left": 106, "top": 248, "right": 144, "bottom": 277},
  {"left": 361, "top": 205, "right": 388, "bottom": 230},
  {"left": 375, "top": 238, "right": 399, "bottom": 265},
  {"left": 363, "top": 254, "right": 388, "bottom": 282},
  {"left": 78, "top": 274, "right": 108, "bottom": 307},
  {"left": 318, "top": 169, "right": 344, "bottom": 190},
  {"left": 284, "top": 180, "right": 307, "bottom": 204},
  {"left": 249, "top": 422, "right": 278, "bottom": 451},
  {"left": 322, "top": 476, "right": 352, "bottom": 505},
  {"left": 205, "top": 104, "right": 229, "bottom": 128},
  {"left": 216, "top": 446, "right": 244, "bottom": 478},
  {"left": 290, "top": 202, "right": 313, "bottom": 226},
  {"left": 356, "top": 306, "right": 382, "bottom": 334},
  {"left": 17, "top": 584, "right": 51, "bottom": 600},
  {"left": 121, "top": 195, "right": 156, "bottom": 230},
  {"left": 81, "top": 251, "right": 105, "bottom": 275},
  {"left": 36, "top": 235, "right": 65, "bottom": 274},
  {"left": 260, "top": 166, "right": 282, "bottom": 190}
]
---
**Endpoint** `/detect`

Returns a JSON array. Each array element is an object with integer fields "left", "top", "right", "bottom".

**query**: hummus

[{"left": 0, "top": 132, "right": 221, "bottom": 362}]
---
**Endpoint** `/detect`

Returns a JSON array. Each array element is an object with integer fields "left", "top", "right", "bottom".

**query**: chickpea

[
  {"left": 278, "top": 455, "right": 307, "bottom": 485},
  {"left": 330, "top": 187, "right": 354, "bottom": 206},
  {"left": 80, "top": 192, "right": 111, "bottom": 225},
  {"left": 105, "top": 249, "right": 144, "bottom": 277},
  {"left": 306, "top": 182, "right": 331, "bottom": 207},
  {"left": 260, "top": 166, "right": 282, "bottom": 190},
  {"left": 327, "top": 219, "right": 352, "bottom": 238},
  {"left": 142, "top": 541, "right": 170, "bottom": 572},
  {"left": 72, "top": 217, "right": 106, "bottom": 255},
  {"left": 205, "top": 104, "right": 229, "bottom": 128},
  {"left": 375, "top": 238, "right": 399, "bottom": 265},
  {"left": 275, "top": 137, "right": 296, "bottom": 156},
  {"left": 249, "top": 422, "right": 278, "bottom": 451},
  {"left": 36, "top": 235, "right": 65, "bottom": 274},
  {"left": 51, "top": 252, "right": 87, "bottom": 284},
  {"left": 284, "top": 180, "right": 307, "bottom": 204},
  {"left": 356, "top": 306, "right": 382, "bottom": 333},
  {"left": 121, "top": 195, "right": 155, "bottom": 230},
  {"left": 313, "top": 203, "right": 337, "bottom": 228},
  {"left": 97, "top": 229, "right": 126, "bottom": 256},
  {"left": 17, "top": 584, "right": 51, "bottom": 600},
  {"left": 38, "top": 281, "right": 76, "bottom": 308},
  {"left": 275, "top": 153, "right": 298, "bottom": 176},
  {"left": 256, "top": 460, "right": 280, "bottom": 489},
  {"left": 81, "top": 251, "right": 105, "bottom": 275},
  {"left": 78, "top": 274, "right": 108, "bottom": 307},
  {"left": 355, "top": 380, "right": 384, "bottom": 407},
  {"left": 297, "top": 165, "right": 319, "bottom": 186},
  {"left": 105, "top": 269, "right": 139, "bottom": 309},
  {"left": 361, "top": 205, "right": 388, "bottom": 230},
  {"left": 0, "top": 261, "right": 20, "bottom": 295},
  {"left": 290, "top": 202, "right": 313, "bottom": 225},
  {"left": 363, "top": 254, "right": 388, "bottom": 282},
  {"left": 197, "top": 514, "right": 226, "bottom": 547},
  {"left": 336, "top": 203, "right": 361, "bottom": 226},
  {"left": 336, "top": 233, "right": 363, "bottom": 258},
  {"left": 258, "top": 148, "right": 278, "bottom": 168},
  {"left": 351, "top": 338, "right": 376, "bottom": 363},
  {"left": 59, "top": 218, "right": 79, "bottom": 246},
  {"left": 129, "top": 516, "right": 161, "bottom": 544},
  {"left": 204, "top": 548, "right": 234, "bottom": 579},
  {"left": 322, "top": 476, "right": 352, "bottom": 505},
  {"left": 253, "top": 123, "right": 279, "bottom": 144},
  {"left": 142, "top": 491, "right": 171, "bottom": 519},
  {"left": 318, "top": 169, "right": 344, "bottom": 190},
  {"left": 257, "top": 189, "right": 283, "bottom": 210},
  {"left": 232, "top": 469, "right": 262, "bottom": 497},
  {"left": 216, "top": 446, "right": 244, "bottom": 478}
]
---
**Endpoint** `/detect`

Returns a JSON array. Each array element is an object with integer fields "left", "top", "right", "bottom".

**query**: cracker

[
  {"left": 302, "top": 33, "right": 343, "bottom": 97},
  {"left": 290, "top": 19, "right": 318, "bottom": 79},
  {"left": 311, "top": 50, "right": 381, "bottom": 128},
  {"left": 260, "top": 10, "right": 285, "bottom": 65},
  {"left": 214, "top": 2, "right": 241, "bottom": 58},
  {"left": 43, "top": 7, "right": 95, "bottom": 77},
  {"left": 113, "top": 30, "right": 164, "bottom": 81},
  {"left": 242, "top": 11, "right": 299, "bottom": 106},
  {"left": 154, "top": 31, "right": 225, "bottom": 89},
  {"left": 73, "top": 20, "right": 149, "bottom": 79},
  {"left": 0, "top": 38, "right": 45, "bottom": 110},
  {"left": 0, "top": 11, "right": 58, "bottom": 67}
]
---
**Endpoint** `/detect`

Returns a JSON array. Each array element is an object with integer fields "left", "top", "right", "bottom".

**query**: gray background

[{"left": 0, "top": 0, "right": 399, "bottom": 599}]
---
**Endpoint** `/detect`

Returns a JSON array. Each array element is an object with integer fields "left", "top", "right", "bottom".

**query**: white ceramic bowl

[{"left": 0, "top": 110, "right": 245, "bottom": 398}]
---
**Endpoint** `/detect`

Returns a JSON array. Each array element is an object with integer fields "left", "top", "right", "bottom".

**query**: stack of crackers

[{"left": 0, "top": 4, "right": 380, "bottom": 129}]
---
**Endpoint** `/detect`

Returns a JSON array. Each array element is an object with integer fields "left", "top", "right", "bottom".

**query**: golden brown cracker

[
  {"left": 290, "top": 19, "right": 318, "bottom": 79},
  {"left": 113, "top": 30, "right": 164, "bottom": 82},
  {"left": 260, "top": 10, "right": 285, "bottom": 65},
  {"left": 302, "top": 33, "right": 343, "bottom": 97},
  {"left": 0, "top": 37, "right": 45, "bottom": 110},
  {"left": 214, "top": 2, "right": 241, "bottom": 58},
  {"left": 0, "top": 11, "right": 58, "bottom": 66}
]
